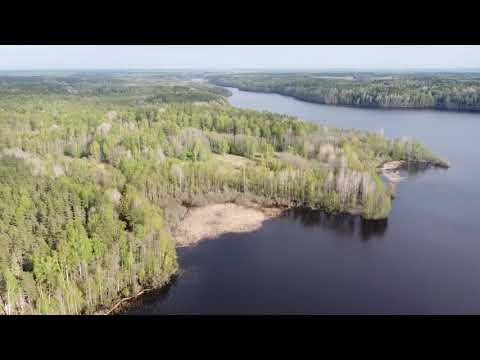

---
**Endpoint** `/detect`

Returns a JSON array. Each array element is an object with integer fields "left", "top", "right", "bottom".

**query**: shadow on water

[
  {"left": 404, "top": 161, "right": 431, "bottom": 174},
  {"left": 124, "top": 207, "right": 391, "bottom": 314},
  {"left": 288, "top": 208, "right": 388, "bottom": 242},
  {"left": 359, "top": 218, "right": 389, "bottom": 241},
  {"left": 399, "top": 161, "right": 449, "bottom": 177}
]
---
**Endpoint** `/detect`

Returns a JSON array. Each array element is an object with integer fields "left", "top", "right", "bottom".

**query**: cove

[{"left": 126, "top": 87, "right": 480, "bottom": 315}]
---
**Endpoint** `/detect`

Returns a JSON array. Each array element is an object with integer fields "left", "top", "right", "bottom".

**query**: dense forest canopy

[
  {"left": 207, "top": 72, "right": 480, "bottom": 111},
  {"left": 0, "top": 72, "right": 447, "bottom": 314}
]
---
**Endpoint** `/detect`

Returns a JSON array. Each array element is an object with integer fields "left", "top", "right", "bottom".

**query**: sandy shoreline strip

[
  {"left": 174, "top": 203, "right": 284, "bottom": 247},
  {"left": 380, "top": 160, "right": 406, "bottom": 171},
  {"left": 380, "top": 160, "right": 406, "bottom": 183}
]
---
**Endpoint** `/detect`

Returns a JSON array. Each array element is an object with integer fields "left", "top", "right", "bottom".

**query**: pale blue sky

[{"left": 1, "top": 45, "right": 479, "bottom": 70}]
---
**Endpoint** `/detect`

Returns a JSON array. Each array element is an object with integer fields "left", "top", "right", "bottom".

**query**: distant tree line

[{"left": 208, "top": 73, "right": 480, "bottom": 112}]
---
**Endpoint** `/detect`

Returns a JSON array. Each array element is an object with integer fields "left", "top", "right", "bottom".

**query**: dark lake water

[{"left": 127, "top": 87, "right": 480, "bottom": 314}]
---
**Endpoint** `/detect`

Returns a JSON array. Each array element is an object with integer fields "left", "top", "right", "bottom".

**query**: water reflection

[
  {"left": 404, "top": 161, "right": 430, "bottom": 174},
  {"left": 401, "top": 161, "right": 449, "bottom": 177},
  {"left": 360, "top": 218, "right": 389, "bottom": 241},
  {"left": 288, "top": 208, "right": 388, "bottom": 241}
]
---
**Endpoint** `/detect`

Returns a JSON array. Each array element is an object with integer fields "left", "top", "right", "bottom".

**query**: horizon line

[{"left": 1, "top": 67, "right": 480, "bottom": 72}]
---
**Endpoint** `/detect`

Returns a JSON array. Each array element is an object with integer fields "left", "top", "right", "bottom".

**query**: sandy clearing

[
  {"left": 174, "top": 203, "right": 283, "bottom": 247},
  {"left": 381, "top": 160, "right": 406, "bottom": 171},
  {"left": 211, "top": 153, "right": 255, "bottom": 169},
  {"left": 382, "top": 170, "right": 405, "bottom": 183}
]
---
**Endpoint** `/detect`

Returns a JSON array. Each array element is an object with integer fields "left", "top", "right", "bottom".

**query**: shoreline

[
  {"left": 174, "top": 203, "right": 286, "bottom": 247},
  {"left": 380, "top": 160, "right": 407, "bottom": 183},
  {"left": 108, "top": 158, "right": 450, "bottom": 315},
  {"left": 379, "top": 159, "right": 449, "bottom": 184},
  {"left": 107, "top": 158, "right": 450, "bottom": 315},
  {"left": 102, "top": 203, "right": 286, "bottom": 314},
  {"left": 106, "top": 201, "right": 382, "bottom": 315}
]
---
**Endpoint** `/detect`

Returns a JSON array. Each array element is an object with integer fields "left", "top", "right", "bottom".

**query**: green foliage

[
  {"left": 0, "top": 156, "right": 177, "bottom": 314},
  {"left": 0, "top": 72, "right": 446, "bottom": 314}
]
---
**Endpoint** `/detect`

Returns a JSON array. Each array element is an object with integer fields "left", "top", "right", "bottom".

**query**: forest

[
  {"left": 207, "top": 72, "right": 480, "bottom": 111},
  {"left": 0, "top": 72, "right": 448, "bottom": 314}
]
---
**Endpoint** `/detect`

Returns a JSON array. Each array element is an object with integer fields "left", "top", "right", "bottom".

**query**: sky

[{"left": 0, "top": 45, "right": 479, "bottom": 70}]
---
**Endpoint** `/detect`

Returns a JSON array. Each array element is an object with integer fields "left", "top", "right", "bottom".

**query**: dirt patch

[
  {"left": 211, "top": 153, "right": 255, "bottom": 169},
  {"left": 174, "top": 203, "right": 283, "bottom": 247}
]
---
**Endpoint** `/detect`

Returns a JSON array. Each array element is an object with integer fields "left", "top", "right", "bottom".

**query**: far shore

[{"left": 221, "top": 85, "right": 480, "bottom": 114}]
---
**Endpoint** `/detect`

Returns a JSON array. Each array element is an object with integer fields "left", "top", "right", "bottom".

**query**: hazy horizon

[
  {"left": 1, "top": 68, "right": 480, "bottom": 75},
  {"left": 1, "top": 46, "right": 480, "bottom": 70}
]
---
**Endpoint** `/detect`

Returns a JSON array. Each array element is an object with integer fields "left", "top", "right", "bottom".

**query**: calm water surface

[{"left": 128, "top": 87, "right": 480, "bottom": 314}]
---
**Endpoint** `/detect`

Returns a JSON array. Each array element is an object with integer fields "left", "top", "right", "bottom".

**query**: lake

[{"left": 127, "top": 87, "right": 480, "bottom": 314}]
